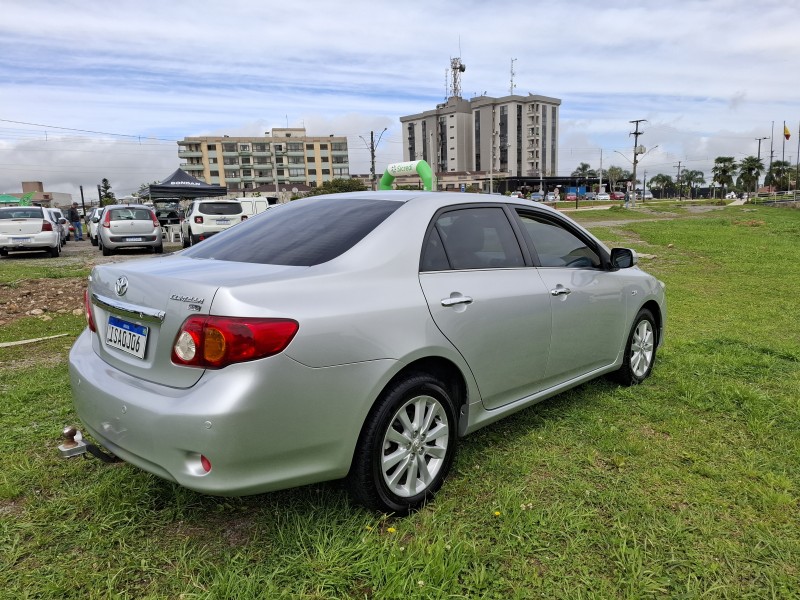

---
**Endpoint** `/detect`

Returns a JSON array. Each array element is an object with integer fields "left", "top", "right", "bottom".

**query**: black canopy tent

[
  {"left": 144, "top": 168, "right": 227, "bottom": 226},
  {"left": 145, "top": 168, "right": 227, "bottom": 201}
]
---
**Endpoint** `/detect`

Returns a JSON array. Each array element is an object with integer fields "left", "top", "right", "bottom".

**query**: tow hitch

[
  {"left": 58, "top": 426, "right": 87, "bottom": 458},
  {"left": 58, "top": 426, "right": 121, "bottom": 463}
]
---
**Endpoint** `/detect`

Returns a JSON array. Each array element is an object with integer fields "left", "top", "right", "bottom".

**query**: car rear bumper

[{"left": 68, "top": 329, "right": 395, "bottom": 496}]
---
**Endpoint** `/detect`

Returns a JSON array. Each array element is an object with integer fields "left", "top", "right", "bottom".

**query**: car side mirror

[{"left": 610, "top": 247, "right": 638, "bottom": 269}]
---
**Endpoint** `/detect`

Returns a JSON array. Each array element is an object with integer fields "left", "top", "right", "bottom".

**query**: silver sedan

[{"left": 69, "top": 191, "right": 665, "bottom": 513}]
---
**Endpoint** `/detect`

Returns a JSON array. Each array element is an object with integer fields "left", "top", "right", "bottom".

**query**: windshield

[
  {"left": 0, "top": 207, "right": 44, "bottom": 219},
  {"left": 182, "top": 196, "right": 401, "bottom": 266},
  {"left": 197, "top": 202, "right": 242, "bottom": 216}
]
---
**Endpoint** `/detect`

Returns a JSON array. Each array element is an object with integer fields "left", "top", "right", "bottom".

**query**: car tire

[
  {"left": 101, "top": 241, "right": 112, "bottom": 257},
  {"left": 182, "top": 230, "right": 190, "bottom": 248},
  {"left": 50, "top": 243, "right": 60, "bottom": 258},
  {"left": 90, "top": 235, "right": 98, "bottom": 247},
  {"left": 614, "top": 308, "right": 657, "bottom": 386},
  {"left": 347, "top": 372, "right": 458, "bottom": 515},
  {"left": 188, "top": 230, "right": 195, "bottom": 247},
  {"left": 154, "top": 243, "right": 163, "bottom": 254}
]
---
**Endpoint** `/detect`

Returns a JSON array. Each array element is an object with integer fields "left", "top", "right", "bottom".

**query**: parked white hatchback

[{"left": 181, "top": 199, "right": 245, "bottom": 247}]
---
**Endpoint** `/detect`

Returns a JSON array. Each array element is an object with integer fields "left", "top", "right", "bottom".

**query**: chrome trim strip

[{"left": 92, "top": 292, "right": 166, "bottom": 323}]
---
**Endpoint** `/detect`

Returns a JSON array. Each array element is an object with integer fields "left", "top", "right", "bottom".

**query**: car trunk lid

[{"left": 88, "top": 256, "right": 303, "bottom": 388}]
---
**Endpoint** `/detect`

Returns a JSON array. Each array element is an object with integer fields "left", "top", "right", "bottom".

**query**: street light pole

[
  {"left": 755, "top": 136, "right": 769, "bottom": 193},
  {"left": 629, "top": 119, "right": 646, "bottom": 208}
]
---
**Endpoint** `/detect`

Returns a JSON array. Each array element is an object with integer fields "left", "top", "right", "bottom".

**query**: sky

[{"left": 1, "top": 0, "right": 799, "bottom": 201}]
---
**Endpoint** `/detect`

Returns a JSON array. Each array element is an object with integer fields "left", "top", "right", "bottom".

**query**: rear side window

[
  {"left": 197, "top": 202, "right": 242, "bottom": 216},
  {"left": 422, "top": 207, "right": 524, "bottom": 271},
  {"left": 183, "top": 197, "right": 401, "bottom": 266}
]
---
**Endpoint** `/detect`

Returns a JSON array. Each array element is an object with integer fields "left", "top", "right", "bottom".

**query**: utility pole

[
  {"left": 675, "top": 161, "right": 683, "bottom": 201},
  {"left": 768, "top": 121, "right": 774, "bottom": 191},
  {"left": 360, "top": 128, "right": 387, "bottom": 191},
  {"left": 755, "top": 136, "right": 769, "bottom": 193},
  {"left": 642, "top": 170, "right": 647, "bottom": 203},
  {"left": 629, "top": 119, "right": 646, "bottom": 208}
]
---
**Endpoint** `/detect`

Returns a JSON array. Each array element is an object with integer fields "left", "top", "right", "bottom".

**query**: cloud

[{"left": 2, "top": 0, "right": 799, "bottom": 199}]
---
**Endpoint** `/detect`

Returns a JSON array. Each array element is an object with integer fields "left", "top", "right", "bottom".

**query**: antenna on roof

[
  {"left": 509, "top": 58, "right": 517, "bottom": 95},
  {"left": 449, "top": 57, "right": 466, "bottom": 99}
]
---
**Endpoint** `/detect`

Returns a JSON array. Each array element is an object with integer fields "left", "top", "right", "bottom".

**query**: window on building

[
  {"left": 223, "top": 143, "right": 236, "bottom": 152},
  {"left": 239, "top": 144, "right": 250, "bottom": 152},
  {"left": 289, "top": 168, "right": 305, "bottom": 177},
  {"left": 320, "top": 143, "right": 328, "bottom": 150},
  {"left": 306, "top": 144, "right": 314, "bottom": 150},
  {"left": 241, "top": 157, "right": 251, "bottom": 164},
  {"left": 321, "top": 156, "right": 329, "bottom": 163},
  {"left": 332, "top": 142, "right": 346, "bottom": 151},
  {"left": 242, "top": 169, "right": 252, "bottom": 176},
  {"left": 253, "top": 143, "right": 268, "bottom": 152},
  {"left": 287, "top": 142, "right": 303, "bottom": 151},
  {"left": 308, "top": 168, "right": 317, "bottom": 175},
  {"left": 322, "top": 169, "right": 330, "bottom": 175},
  {"left": 288, "top": 156, "right": 304, "bottom": 164},
  {"left": 208, "top": 144, "right": 216, "bottom": 150},
  {"left": 210, "top": 170, "right": 219, "bottom": 177}
]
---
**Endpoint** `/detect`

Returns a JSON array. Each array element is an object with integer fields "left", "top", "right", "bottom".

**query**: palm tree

[
  {"left": 681, "top": 170, "right": 705, "bottom": 199},
  {"left": 738, "top": 156, "right": 764, "bottom": 193},
  {"left": 712, "top": 157, "right": 737, "bottom": 197},
  {"left": 766, "top": 160, "right": 791, "bottom": 191},
  {"left": 570, "top": 162, "right": 596, "bottom": 177},
  {"left": 606, "top": 166, "right": 625, "bottom": 192},
  {"left": 648, "top": 174, "right": 673, "bottom": 199}
]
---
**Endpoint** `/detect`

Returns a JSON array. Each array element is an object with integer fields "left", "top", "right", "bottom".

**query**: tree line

[{"left": 571, "top": 156, "right": 795, "bottom": 198}]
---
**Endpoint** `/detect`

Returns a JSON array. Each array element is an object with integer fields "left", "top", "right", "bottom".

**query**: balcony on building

[
  {"left": 180, "top": 163, "right": 205, "bottom": 171},
  {"left": 178, "top": 149, "right": 203, "bottom": 158}
]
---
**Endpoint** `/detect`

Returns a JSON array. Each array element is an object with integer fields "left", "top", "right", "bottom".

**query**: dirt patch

[{"left": 0, "top": 240, "right": 182, "bottom": 326}]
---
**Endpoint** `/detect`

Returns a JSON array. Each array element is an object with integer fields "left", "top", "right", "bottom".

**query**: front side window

[
  {"left": 517, "top": 212, "right": 601, "bottom": 268},
  {"left": 422, "top": 207, "right": 524, "bottom": 271}
]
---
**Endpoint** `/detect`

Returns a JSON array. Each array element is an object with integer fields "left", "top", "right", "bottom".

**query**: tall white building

[{"left": 400, "top": 93, "right": 561, "bottom": 179}]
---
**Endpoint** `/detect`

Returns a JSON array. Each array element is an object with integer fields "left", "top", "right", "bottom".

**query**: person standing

[{"left": 68, "top": 202, "right": 84, "bottom": 240}]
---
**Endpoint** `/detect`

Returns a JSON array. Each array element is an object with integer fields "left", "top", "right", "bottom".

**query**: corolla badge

[{"left": 115, "top": 276, "right": 129, "bottom": 297}]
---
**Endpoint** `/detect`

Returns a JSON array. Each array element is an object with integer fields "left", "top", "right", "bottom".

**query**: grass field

[{"left": 1, "top": 204, "right": 798, "bottom": 599}]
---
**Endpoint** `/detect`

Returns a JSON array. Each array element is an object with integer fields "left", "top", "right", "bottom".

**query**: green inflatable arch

[{"left": 379, "top": 160, "right": 435, "bottom": 191}]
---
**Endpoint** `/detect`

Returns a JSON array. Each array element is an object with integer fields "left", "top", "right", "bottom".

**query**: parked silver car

[
  {"left": 96, "top": 204, "right": 164, "bottom": 256},
  {"left": 69, "top": 191, "right": 665, "bottom": 513},
  {"left": 0, "top": 206, "right": 62, "bottom": 257}
]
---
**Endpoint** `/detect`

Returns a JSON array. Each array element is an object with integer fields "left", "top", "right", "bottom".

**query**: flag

[{"left": 784, "top": 123, "right": 791, "bottom": 140}]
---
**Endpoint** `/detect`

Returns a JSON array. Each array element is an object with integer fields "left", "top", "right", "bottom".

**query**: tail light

[
  {"left": 41, "top": 221, "right": 53, "bottom": 232},
  {"left": 102, "top": 211, "right": 111, "bottom": 228},
  {"left": 84, "top": 290, "right": 96, "bottom": 332},
  {"left": 150, "top": 211, "right": 160, "bottom": 228},
  {"left": 194, "top": 216, "right": 204, "bottom": 224},
  {"left": 172, "top": 316, "right": 299, "bottom": 369}
]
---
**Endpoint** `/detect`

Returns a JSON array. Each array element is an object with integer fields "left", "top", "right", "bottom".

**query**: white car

[
  {"left": 181, "top": 199, "right": 245, "bottom": 247},
  {"left": 0, "top": 206, "right": 62, "bottom": 257},
  {"left": 88, "top": 207, "right": 105, "bottom": 246},
  {"left": 596, "top": 192, "right": 611, "bottom": 201}
]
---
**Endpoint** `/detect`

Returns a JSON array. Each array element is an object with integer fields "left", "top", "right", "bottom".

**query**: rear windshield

[
  {"left": 197, "top": 202, "right": 242, "bottom": 216},
  {"left": 182, "top": 196, "right": 401, "bottom": 266},
  {"left": 0, "top": 207, "right": 44, "bottom": 219},
  {"left": 109, "top": 208, "right": 154, "bottom": 221}
]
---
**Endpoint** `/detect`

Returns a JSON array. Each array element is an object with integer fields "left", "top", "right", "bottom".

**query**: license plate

[
  {"left": 105, "top": 315, "right": 148, "bottom": 359},
  {"left": 125, "top": 237, "right": 143, "bottom": 242},
  {"left": 215, "top": 219, "right": 230, "bottom": 225},
  {"left": 11, "top": 237, "right": 32, "bottom": 243}
]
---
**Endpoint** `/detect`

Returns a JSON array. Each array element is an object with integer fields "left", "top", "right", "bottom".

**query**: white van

[{"left": 236, "top": 197, "right": 279, "bottom": 220}]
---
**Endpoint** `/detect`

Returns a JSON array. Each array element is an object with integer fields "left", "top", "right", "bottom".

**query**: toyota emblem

[{"left": 115, "top": 276, "right": 128, "bottom": 297}]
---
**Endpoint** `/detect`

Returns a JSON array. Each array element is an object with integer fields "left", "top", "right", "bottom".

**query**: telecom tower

[{"left": 449, "top": 57, "right": 466, "bottom": 99}]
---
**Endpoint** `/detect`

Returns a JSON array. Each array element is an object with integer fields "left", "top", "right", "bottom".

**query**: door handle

[
  {"left": 550, "top": 286, "right": 571, "bottom": 297},
  {"left": 441, "top": 294, "right": 474, "bottom": 307}
]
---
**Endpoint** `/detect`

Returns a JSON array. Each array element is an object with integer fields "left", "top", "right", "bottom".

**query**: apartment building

[
  {"left": 177, "top": 128, "right": 350, "bottom": 192},
  {"left": 400, "top": 92, "right": 561, "bottom": 179}
]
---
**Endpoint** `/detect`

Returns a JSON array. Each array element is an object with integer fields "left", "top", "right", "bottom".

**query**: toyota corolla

[{"left": 69, "top": 191, "right": 665, "bottom": 514}]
